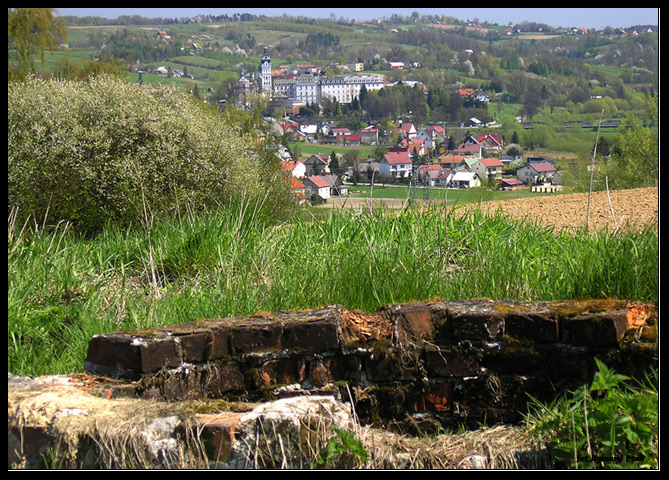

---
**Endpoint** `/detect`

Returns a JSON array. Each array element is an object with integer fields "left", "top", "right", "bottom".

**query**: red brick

[
  {"left": 414, "top": 383, "right": 453, "bottom": 412},
  {"left": 197, "top": 412, "right": 245, "bottom": 464}
]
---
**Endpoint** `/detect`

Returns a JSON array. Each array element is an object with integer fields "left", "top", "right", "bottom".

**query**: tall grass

[{"left": 8, "top": 202, "right": 658, "bottom": 377}]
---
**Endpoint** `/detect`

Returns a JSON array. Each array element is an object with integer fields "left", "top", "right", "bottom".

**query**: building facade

[
  {"left": 260, "top": 47, "right": 272, "bottom": 94},
  {"left": 262, "top": 50, "right": 384, "bottom": 106}
]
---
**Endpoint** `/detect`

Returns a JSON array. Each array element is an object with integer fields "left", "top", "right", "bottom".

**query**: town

[{"left": 231, "top": 47, "right": 563, "bottom": 204}]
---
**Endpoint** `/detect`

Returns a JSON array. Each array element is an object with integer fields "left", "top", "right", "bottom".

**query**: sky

[{"left": 55, "top": 8, "right": 658, "bottom": 30}]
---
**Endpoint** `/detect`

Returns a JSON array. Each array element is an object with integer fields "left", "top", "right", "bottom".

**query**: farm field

[
  {"left": 326, "top": 187, "right": 659, "bottom": 233},
  {"left": 463, "top": 186, "right": 658, "bottom": 232}
]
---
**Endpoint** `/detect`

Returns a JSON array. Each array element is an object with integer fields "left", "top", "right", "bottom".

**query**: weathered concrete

[{"left": 9, "top": 299, "right": 657, "bottom": 469}]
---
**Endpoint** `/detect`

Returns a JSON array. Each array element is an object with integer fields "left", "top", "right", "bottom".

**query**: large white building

[
  {"left": 274, "top": 74, "right": 384, "bottom": 106},
  {"left": 263, "top": 50, "right": 384, "bottom": 106}
]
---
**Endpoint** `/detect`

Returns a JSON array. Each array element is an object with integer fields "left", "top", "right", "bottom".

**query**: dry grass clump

[{"left": 357, "top": 424, "right": 551, "bottom": 469}]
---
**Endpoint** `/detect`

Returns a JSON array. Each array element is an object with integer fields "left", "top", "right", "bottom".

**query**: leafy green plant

[
  {"left": 525, "top": 359, "right": 658, "bottom": 469},
  {"left": 317, "top": 425, "right": 368, "bottom": 468}
]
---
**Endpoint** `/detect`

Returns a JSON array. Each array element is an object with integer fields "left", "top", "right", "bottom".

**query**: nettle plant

[
  {"left": 525, "top": 359, "right": 658, "bottom": 469},
  {"left": 8, "top": 75, "right": 289, "bottom": 233}
]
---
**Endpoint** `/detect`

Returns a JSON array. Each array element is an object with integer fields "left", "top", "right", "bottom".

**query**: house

[
  {"left": 462, "top": 134, "right": 480, "bottom": 146},
  {"left": 330, "top": 126, "right": 352, "bottom": 137},
  {"left": 280, "top": 160, "right": 306, "bottom": 178},
  {"left": 450, "top": 171, "right": 481, "bottom": 189},
  {"left": 474, "top": 89, "right": 489, "bottom": 103},
  {"left": 405, "top": 138, "right": 427, "bottom": 157},
  {"left": 453, "top": 143, "right": 482, "bottom": 158},
  {"left": 299, "top": 122, "right": 318, "bottom": 140},
  {"left": 432, "top": 169, "right": 453, "bottom": 187},
  {"left": 396, "top": 123, "right": 417, "bottom": 139},
  {"left": 478, "top": 133, "right": 504, "bottom": 151},
  {"left": 321, "top": 175, "right": 348, "bottom": 196},
  {"left": 463, "top": 117, "right": 482, "bottom": 128},
  {"left": 338, "top": 134, "right": 361, "bottom": 146},
  {"left": 288, "top": 176, "right": 308, "bottom": 204},
  {"left": 516, "top": 161, "right": 558, "bottom": 185},
  {"left": 360, "top": 128, "right": 378, "bottom": 145},
  {"left": 415, "top": 126, "right": 446, "bottom": 149},
  {"left": 418, "top": 164, "right": 442, "bottom": 185},
  {"left": 472, "top": 158, "right": 504, "bottom": 182},
  {"left": 303, "top": 176, "right": 331, "bottom": 199},
  {"left": 439, "top": 153, "right": 474, "bottom": 170},
  {"left": 303, "top": 175, "right": 348, "bottom": 198},
  {"left": 500, "top": 178, "right": 524, "bottom": 191},
  {"left": 304, "top": 154, "right": 331, "bottom": 176},
  {"left": 379, "top": 151, "right": 412, "bottom": 179},
  {"left": 458, "top": 88, "right": 474, "bottom": 97}
]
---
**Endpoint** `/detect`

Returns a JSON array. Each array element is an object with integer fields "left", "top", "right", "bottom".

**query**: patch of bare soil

[{"left": 466, "top": 187, "right": 659, "bottom": 233}]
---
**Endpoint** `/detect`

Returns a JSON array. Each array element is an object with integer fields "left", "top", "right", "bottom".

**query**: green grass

[{"left": 8, "top": 200, "right": 658, "bottom": 377}]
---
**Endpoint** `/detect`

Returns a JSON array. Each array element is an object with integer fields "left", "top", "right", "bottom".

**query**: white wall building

[{"left": 272, "top": 74, "right": 384, "bottom": 106}]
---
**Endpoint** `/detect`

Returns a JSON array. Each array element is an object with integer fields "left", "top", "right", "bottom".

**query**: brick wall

[{"left": 83, "top": 299, "right": 657, "bottom": 430}]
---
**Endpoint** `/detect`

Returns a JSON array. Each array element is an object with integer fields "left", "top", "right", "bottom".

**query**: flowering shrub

[{"left": 8, "top": 75, "right": 291, "bottom": 232}]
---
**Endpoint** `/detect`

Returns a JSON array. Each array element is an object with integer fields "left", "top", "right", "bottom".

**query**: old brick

[
  {"left": 396, "top": 306, "right": 434, "bottom": 344},
  {"left": 84, "top": 333, "right": 181, "bottom": 377},
  {"left": 445, "top": 301, "right": 505, "bottom": 342},
  {"left": 284, "top": 317, "right": 339, "bottom": 351},
  {"left": 178, "top": 332, "right": 211, "bottom": 363},
  {"left": 424, "top": 348, "right": 480, "bottom": 377},
  {"left": 209, "top": 363, "right": 245, "bottom": 394},
  {"left": 251, "top": 358, "right": 306, "bottom": 389},
  {"left": 230, "top": 321, "right": 282, "bottom": 354},
  {"left": 365, "top": 350, "right": 416, "bottom": 382},
  {"left": 328, "top": 354, "right": 363, "bottom": 383},
  {"left": 567, "top": 311, "right": 628, "bottom": 346},
  {"left": 308, "top": 356, "right": 333, "bottom": 387},
  {"left": 505, "top": 310, "right": 558, "bottom": 342},
  {"left": 596, "top": 311, "right": 629, "bottom": 345},
  {"left": 206, "top": 326, "right": 230, "bottom": 359}
]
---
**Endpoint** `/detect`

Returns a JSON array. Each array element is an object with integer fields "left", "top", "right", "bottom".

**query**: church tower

[{"left": 260, "top": 47, "right": 272, "bottom": 94}]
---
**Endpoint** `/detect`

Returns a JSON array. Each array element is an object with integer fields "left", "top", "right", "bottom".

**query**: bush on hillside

[{"left": 8, "top": 75, "right": 294, "bottom": 232}]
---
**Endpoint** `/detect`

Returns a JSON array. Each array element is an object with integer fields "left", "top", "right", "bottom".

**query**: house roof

[
  {"left": 501, "top": 178, "right": 523, "bottom": 186},
  {"left": 456, "top": 144, "right": 482, "bottom": 154},
  {"left": 383, "top": 151, "right": 413, "bottom": 165},
  {"left": 478, "top": 158, "right": 504, "bottom": 167},
  {"left": 527, "top": 162, "right": 557, "bottom": 172},
  {"left": 397, "top": 123, "right": 416, "bottom": 134},
  {"left": 306, "top": 176, "right": 330, "bottom": 188},
  {"left": 306, "top": 153, "right": 330, "bottom": 164},
  {"left": 478, "top": 133, "right": 503, "bottom": 147}
]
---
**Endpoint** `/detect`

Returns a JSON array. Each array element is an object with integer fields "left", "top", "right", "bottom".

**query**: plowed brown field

[
  {"left": 462, "top": 187, "right": 659, "bottom": 233},
  {"left": 326, "top": 187, "right": 659, "bottom": 233}
]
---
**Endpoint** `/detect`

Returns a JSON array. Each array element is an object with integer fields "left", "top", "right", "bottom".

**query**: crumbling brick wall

[{"left": 83, "top": 299, "right": 658, "bottom": 431}]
